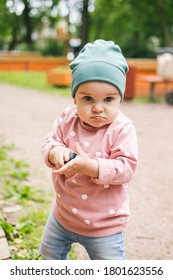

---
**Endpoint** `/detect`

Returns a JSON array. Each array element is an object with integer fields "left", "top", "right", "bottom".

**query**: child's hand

[
  {"left": 49, "top": 146, "right": 71, "bottom": 169},
  {"left": 52, "top": 142, "right": 99, "bottom": 178}
]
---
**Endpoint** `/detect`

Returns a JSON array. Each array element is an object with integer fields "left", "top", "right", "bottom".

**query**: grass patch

[
  {"left": 133, "top": 95, "right": 165, "bottom": 104},
  {"left": 0, "top": 71, "right": 70, "bottom": 96},
  {"left": 0, "top": 144, "right": 77, "bottom": 260}
]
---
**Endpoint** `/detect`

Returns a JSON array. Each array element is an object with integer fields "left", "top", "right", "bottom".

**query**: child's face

[{"left": 74, "top": 81, "right": 121, "bottom": 128}]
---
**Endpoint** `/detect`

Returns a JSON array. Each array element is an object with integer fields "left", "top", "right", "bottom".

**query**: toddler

[{"left": 40, "top": 39, "right": 138, "bottom": 260}]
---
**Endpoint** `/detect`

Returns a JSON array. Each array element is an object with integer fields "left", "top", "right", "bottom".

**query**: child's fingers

[
  {"left": 53, "top": 161, "right": 74, "bottom": 174},
  {"left": 54, "top": 148, "right": 71, "bottom": 167},
  {"left": 75, "top": 142, "right": 87, "bottom": 157},
  {"left": 54, "top": 152, "right": 64, "bottom": 167},
  {"left": 64, "top": 149, "right": 71, "bottom": 163}
]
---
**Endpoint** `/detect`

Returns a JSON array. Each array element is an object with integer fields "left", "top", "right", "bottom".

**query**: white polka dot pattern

[
  {"left": 70, "top": 131, "right": 76, "bottom": 137},
  {"left": 109, "top": 209, "right": 116, "bottom": 215},
  {"left": 95, "top": 151, "right": 101, "bottom": 157},
  {"left": 47, "top": 106, "right": 137, "bottom": 236},
  {"left": 84, "top": 141, "right": 90, "bottom": 147},
  {"left": 72, "top": 208, "right": 78, "bottom": 214},
  {"left": 81, "top": 194, "right": 88, "bottom": 200}
]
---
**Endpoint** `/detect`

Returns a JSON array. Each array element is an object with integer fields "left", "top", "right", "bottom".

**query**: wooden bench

[
  {"left": 0, "top": 56, "right": 69, "bottom": 71},
  {"left": 47, "top": 67, "right": 71, "bottom": 86},
  {"left": 138, "top": 75, "right": 173, "bottom": 101}
]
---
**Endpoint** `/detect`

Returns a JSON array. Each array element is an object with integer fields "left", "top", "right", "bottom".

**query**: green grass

[
  {"left": 0, "top": 71, "right": 71, "bottom": 96},
  {"left": 0, "top": 144, "right": 77, "bottom": 260},
  {"left": 133, "top": 95, "right": 165, "bottom": 104}
]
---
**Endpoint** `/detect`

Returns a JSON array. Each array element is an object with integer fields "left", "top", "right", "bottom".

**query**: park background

[{"left": 0, "top": 0, "right": 173, "bottom": 260}]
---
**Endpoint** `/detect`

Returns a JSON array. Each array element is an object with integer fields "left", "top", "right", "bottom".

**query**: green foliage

[
  {"left": 1, "top": 0, "right": 173, "bottom": 57},
  {"left": 0, "top": 211, "right": 46, "bottom": 259},
  {"left": 0, "top": 72, "right": 70, "bottom": 96},
  {"left": 0, "top": 0, "right": 61, "bottom": 51},
  {"left": 3, "top": 182, "right": 45, "bottom": 204},
  {"left": 0, "top": 144, "right": 15, "bottom": 160},
  {"left": 90, "top": 0, "right": 173, "bottom": 58},
  {"left": 0, "top": 144, "right": 49, "bottom": 259},
  {"left": 0, "top": 144, "right": 77, "bottom": 260},
  {"left": 0, "top": 1, "right": 21, "bottom": 50},
  {"left": 0, "top": 215, "right": 15, "bottom": 240},
  {"left": 36, "top": 39, "right": 64, "bottom": 56}
]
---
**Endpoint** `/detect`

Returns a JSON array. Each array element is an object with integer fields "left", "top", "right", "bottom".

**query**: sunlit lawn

[{"left": 0, "top": 71, "right": 71, "bottom": 96}]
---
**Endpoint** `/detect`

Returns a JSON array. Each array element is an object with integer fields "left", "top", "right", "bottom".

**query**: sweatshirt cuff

[
  {"left": 92, "top": 158, "right": 116, "bottom": 185},
  {"left": 43, "top": 146, "right": 55, "bottom": 168}
]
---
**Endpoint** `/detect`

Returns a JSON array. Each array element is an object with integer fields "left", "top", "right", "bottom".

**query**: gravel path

[{"left": 0, "top": 83, "right": 173, "bottom": 259}]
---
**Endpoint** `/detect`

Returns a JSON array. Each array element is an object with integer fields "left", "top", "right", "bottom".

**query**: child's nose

[{"left": 92, "top": 102, "right": 104, "bottom": 112}]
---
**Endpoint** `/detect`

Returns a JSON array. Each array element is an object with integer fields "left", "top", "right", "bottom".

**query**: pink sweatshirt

[{"left": 42, "top": 106, "right": 138, "bottom": 237}]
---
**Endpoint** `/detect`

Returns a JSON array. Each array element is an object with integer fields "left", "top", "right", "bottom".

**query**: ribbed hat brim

[{"left": 71, "top": 61, "right": 126, "bottom": 99}]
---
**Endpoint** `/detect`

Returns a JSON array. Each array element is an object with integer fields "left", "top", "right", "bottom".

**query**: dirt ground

[{"left": 0, "top": 83, "right": 173, "bottom": 260}]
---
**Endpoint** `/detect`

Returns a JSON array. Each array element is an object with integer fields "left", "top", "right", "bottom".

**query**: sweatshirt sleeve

[
  {"left": 92, "top": 123, "right": 138, "bottom": 185},
  {"left": 41, "top": 114, "right": 66, "bottom": 168}
]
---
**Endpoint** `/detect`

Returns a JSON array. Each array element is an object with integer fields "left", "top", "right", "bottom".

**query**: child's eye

[
  {"left": 83, "top": 96, "right": 93, "bottom": 101},
  {"left": 104, "top": 97, "right": 114, "bottom": 102}
]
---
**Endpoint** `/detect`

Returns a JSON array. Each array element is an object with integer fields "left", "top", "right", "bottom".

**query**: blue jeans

[{"left": 39, "top": 213, "right": 125, "bottom": 260}]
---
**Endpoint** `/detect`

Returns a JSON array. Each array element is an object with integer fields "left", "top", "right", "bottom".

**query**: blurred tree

[
  {"left": 89, "top": 0, "right": 173, "bottom": 57},
  {"left": 0, "top": 0, "right": 93, "bottom": 53},
  {"left": 80, "top": 0, "right": 90, "bottom": 47},
  {"left": 0, "top": 1, "right": 20, "bottom": 50},
  {"left": 0, "top": 0, "right": 61, "bottom": 51},
  {"left": 23, "top": 0, "right": 32, "bottom": 48},
  {"left": 1, "top": 0, "right": 172, "bottom": 57},
  {"left": 156, "top": 0, "right": 173, "bottom": 46}
]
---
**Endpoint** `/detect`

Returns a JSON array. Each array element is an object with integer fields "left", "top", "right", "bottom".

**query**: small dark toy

[{"left": 64, "top": 152, "right": 77, "bottom": 164}]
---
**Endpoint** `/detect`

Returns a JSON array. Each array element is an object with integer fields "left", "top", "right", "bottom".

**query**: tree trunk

[
  {"left": 8, "top": 26, "right": 18, "bottom": 50},
  {"left": 23, "top": 0, "right": 33, "bottom": 49},
  {"left": 156, "top": 0, "right": 172, "bottom": 46},
  {"left": 80, "top": 0, "right": 90, "bottom": 47}
]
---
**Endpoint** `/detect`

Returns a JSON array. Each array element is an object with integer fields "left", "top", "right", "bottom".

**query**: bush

[{"left": 36, "top": 39, "right": 65, "bottom": 56}]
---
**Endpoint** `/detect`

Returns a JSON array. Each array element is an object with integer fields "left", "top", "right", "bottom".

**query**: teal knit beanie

[{"left": 69, "top": 39, "right": 129, "bottom": 100}]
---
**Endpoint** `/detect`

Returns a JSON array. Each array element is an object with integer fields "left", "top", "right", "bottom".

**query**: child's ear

[{"left": 73, "top": 97, "right": 77, "bottom": 105}]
